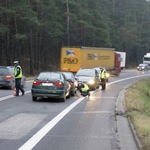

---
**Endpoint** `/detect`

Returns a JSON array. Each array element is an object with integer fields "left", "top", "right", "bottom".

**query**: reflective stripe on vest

[
  {"left": 14, "top": 65, "right": 22, "bottom": 79},
  {"left": 81, "top": 84, "right": 89, "bottom": 92}
]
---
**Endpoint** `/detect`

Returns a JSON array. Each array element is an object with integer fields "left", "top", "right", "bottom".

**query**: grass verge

[{"left": 125, "top": 78, "right": 150, "bottom": 150}]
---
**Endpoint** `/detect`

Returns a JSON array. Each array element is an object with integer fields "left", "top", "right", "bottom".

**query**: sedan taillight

[
  {"left": 32, "top": 81, "right": 41, "bottom": 86},
  {"left": 54, "top": 82, "right": 63, "bottom": 87},
  {"left": 6, "top": 75, "right": 12, "bottom": 79}
]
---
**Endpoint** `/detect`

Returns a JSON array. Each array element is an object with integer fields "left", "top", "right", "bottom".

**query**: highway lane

[{"left": 0, "top": 69, "right": 149, "bottom": 150}]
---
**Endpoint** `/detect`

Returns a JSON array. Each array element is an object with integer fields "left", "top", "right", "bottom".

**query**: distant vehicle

[
  {"left": 137, "top": 63, "right": 149, "bottom": 71},
  {"left": 31, "top": 71, "right": 71, "bottom": 102},
  {"left": 75, "top": 68, "right": 100, "bottom": 90},
  {"left": 143, "top": 53, "right": 150, "bottom": 69},
  {"left": 59, "top": 71, "right": 77, "bottom": 96},
  {"left": 60, "top": 46, "right": 121, "bottom": 76},
  {"left": 0, "top": 66, "right": 26, "bottom": 89}
]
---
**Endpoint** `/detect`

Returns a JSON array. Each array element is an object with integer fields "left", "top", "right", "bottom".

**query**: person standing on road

[
  {"left": 100, "top": 68, "right": 106, "bottom": 90},
  {"left": 14, "top": 61, "right": 25, "bottom": 96}
]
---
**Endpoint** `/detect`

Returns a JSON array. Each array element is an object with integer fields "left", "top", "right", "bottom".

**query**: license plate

[{"left": 42, "top": 83, "right": 53, "bottom": 86}]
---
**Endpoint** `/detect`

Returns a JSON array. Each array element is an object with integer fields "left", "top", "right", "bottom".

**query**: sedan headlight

[
  {"left": 88, "top": 80, "right": 95, "bottom": 84},
  {"left": 106, "top": 73, "right": 109, "bottom": 78},
  {"left": 74, "top": 81, "right": 78, "bottom": 87}
]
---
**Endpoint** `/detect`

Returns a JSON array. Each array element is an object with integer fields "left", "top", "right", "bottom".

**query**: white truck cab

[{"left": 143, "top": 53, "right": 150, "bottom": 68}]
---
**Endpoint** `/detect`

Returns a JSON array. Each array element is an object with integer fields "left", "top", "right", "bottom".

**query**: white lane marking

[
  {"left": 91, "top": 97, "right": 116, "bottom": 99},
  {"left": 82, "top": 111, "right": 111, "bottom": 114},
  {"left": 107, "top": 73, "right": 150, "bottom": 85},
  {"left": 18, "top": 97, "right": 85, "bottom": 150},
  {"left": 0, "top": 91, "right": 31, "bottom": 102}
]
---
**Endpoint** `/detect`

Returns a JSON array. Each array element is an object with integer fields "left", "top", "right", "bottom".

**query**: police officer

[
  {"left": 78, "top": 82, "right": 90, "bottom": 97},
  {"left": 100, "top": 68, "right": 106, "bottom": 90},
  {"left": 14, "top": 61, "right": 25, "bottom": 96}
]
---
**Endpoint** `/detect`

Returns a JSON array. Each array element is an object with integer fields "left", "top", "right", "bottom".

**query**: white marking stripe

[
  {"left": 82, "top": 111, "right": 111, "bottom": 114},
  {"left": 0, "top": 91, "right": 31, "bottom": 102},
  {"left": 91, "top": 97, "right": 116, "bottom": 99},
  {"left": 18, "top": 97, "right": 85, "bottom": 150}
]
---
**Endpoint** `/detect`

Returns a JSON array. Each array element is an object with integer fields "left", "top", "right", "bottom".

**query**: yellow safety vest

[
  {"left": 14, "top": 65, "right": 23, "bottom": 79},
  {"left": 81, "top": 84, "right": 89, "bottom": 92},
  {"left": 100, "top": 70, "right": 105, "bottom": 78}
]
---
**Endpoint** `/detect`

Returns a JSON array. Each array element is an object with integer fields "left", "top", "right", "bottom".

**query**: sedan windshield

[
  {"left": 76, "top": 69, "right": 95, "bottom": 77},
  {"left": 139, "top": 64, "right": 145, "bottom": 67},
  {"left": 37, "top": 72, "right": 61, "bottom": 80}
]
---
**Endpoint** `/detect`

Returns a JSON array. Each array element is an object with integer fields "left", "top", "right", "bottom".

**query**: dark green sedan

[{"left": 31, "top": 72, "right": 71, "bottom": 102}]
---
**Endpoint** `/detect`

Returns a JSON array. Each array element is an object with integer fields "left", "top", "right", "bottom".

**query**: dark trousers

[
  {"left": 101, "top": 78, "right": 106, "bottom": 90},
  {"left": 80, "top": 89, "right": 90, "bottom": 96},
  {"left": 15, "top": 78, "right": 24, "bottom": 95}
]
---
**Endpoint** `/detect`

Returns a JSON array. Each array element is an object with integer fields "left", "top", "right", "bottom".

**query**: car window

[
  {"left": 0, "top": 68, "right": 8, "bottom": 75},
  {"left": 76, "top": 69, "right": 95, "bottom": 77},
  {"left": 9, "top": 68, "right": 14, "bottom": 75},
  {"left": 61, "top": 73, "right": 67, "bottom": 80},
  {"left": 62, "top": 73, "right": 72, "bottom": 79},
  {"left": 94, "top": 68, "right": 100, "bottom": 74},
  {"left": 37, "top": 72, "right": 61, "bottom": 80}
]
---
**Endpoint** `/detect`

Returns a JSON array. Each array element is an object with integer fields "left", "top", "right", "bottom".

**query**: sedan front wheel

[
  {"left": 32, "top": 96, "right": 37, "bottom": 101},
  {"left": 60, "top": 92, "right": 66, "bottom": 102}
]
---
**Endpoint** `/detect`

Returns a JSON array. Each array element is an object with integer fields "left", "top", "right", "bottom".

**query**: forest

[{"left": 0, "top": 0, "right": 150, "bottom": 75}]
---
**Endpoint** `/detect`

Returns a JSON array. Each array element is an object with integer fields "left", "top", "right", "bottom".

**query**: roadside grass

[{"left": 125, "top": 78, "right": 150, "bottom": 150}]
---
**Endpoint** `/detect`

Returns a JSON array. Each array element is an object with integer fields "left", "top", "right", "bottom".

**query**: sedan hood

[{"left": 75, "top": 76, "right": 94, "bottom": 82}]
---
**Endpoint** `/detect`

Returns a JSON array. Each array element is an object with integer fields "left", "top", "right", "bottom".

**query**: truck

[
  {"left": 116, "top": 51, "right": 126, "bottom": 70},
  {"left": 143, "top": 53, "right": 150, "bottom": 68},
  {"left": 60, "top": 46, "right": 121, "bottom": 75}
]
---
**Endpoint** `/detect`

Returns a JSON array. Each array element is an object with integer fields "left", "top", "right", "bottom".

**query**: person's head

[
  {"left": 14, "top": 61, "right": 19, "bottom": 66},
  {"left": 100, "top": 67, "right": 103, "bottom": 71},
  {"left": 78, "top": 83, "right": 84, "bottom": 89}
]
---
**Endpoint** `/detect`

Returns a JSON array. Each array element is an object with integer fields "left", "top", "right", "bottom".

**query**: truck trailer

[
  {"left": 116, "top": 51, "right": 126, "bottom": 70},
  {"left": 60, "top": 46, "right": 121, "bottom": 75}
]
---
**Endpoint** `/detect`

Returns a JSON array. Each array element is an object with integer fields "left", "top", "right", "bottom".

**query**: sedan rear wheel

[
  {"left": 10, "top": 81, "right": 15, "bottom": 90},
  {"left": 32, "top": 96, "right": 37, "bottom": 101},
  {"left": 67, "top": 90, "right": 71, "bottom": 98},
  {"left": 61, "top": 93, "right": 66, "bottom": 102},
  {"left": 71, "top": 89, "right": 75, "bottom": 96}
]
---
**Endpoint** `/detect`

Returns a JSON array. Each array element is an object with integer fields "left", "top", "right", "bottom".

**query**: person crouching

[{"left": 78, "top": 83, "right": 90, "bottom": 97}]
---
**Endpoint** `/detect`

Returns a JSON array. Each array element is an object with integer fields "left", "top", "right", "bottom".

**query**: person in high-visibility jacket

[
  {"left": 14, "top": 61, "right": 25, "bottom": 96},
  {"left": 78, "top": 83, "right": 90, "bottom": 97},
  {"left": 100, "top": 68, "right": 106, "bottom": 90}
]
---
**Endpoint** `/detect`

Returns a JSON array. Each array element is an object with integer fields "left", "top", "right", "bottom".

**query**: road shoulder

[{"left": 115, "top": 88, "right": 142, "bottom": 150}]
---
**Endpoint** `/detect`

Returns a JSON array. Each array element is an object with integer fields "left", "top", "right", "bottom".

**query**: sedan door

[
  {"left": 95, "top": 70, "right": 100, "bottom": 87},
  {"left": 62, "top": 74, "right": 71, "bottom": 96}
]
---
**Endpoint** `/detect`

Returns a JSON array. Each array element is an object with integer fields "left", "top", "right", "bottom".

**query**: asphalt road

[{"left": 0, "top": 69, "right": 149, "bottom": 150}]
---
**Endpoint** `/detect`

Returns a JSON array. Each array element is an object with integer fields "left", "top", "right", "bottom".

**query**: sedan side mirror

[
  {"left": 75, "top": 77, "right": 78, "bottom": 81},
  {"left": 67, "top": 79, "right": 72, "bottom": 82}
]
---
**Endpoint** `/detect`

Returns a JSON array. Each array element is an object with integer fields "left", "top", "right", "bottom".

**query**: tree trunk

[
  {"left": 66, "top": 0, "right": 70, "bottom": 46},
  {"left": 30, "top": 28, "right": 33, "bottom": 75}
]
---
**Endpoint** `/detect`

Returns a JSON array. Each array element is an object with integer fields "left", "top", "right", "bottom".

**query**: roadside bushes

[{"left": 125, "top": 78, "right": 150, "bottom": 150}]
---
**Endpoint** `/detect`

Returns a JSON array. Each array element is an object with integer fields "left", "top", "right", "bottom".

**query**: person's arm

[{"left": 15, "top": 66, "right": 21, "bottom": 77}]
